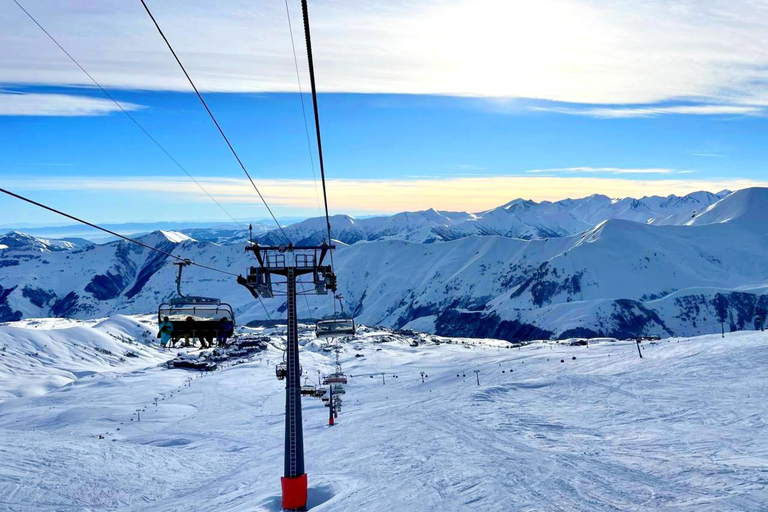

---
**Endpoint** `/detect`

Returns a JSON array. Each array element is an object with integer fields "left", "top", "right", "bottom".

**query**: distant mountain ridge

[
  {"left": 258, "top": 190, "right": 731, "bottom": 245},
  {"left": 2, "top": 188, "right": 765, "bottom": 343}
]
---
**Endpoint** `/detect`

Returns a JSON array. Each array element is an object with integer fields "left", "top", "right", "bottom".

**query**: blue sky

[{"left": 1, "top": 0, "right": 768, "bottom": 226}]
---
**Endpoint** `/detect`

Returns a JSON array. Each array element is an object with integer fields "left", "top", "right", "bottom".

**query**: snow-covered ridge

[
  {"left": 258, "top": 189, "right": 731, "bottom": 245},
  {"left": 1, "top": 188, "right": 766, "bottom": 341},
  {"left": 0, "top": 231, "right": 80, "bottom": 252},
  {"left": 688, "top": 187, "right": 768, "bottom": 234}
]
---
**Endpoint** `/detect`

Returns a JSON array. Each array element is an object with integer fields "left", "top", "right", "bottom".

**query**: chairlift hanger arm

[
  {"left": 173, "top": 260, "right": 191, "bottom": 299},
  {"left": 250, "top": 265, "right": 332, "bottom": 278},
  {"left": 246, "top": 242, "right": 335, "bottom": 265}
]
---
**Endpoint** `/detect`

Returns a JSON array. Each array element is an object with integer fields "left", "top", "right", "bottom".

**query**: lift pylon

[{"left": 238, "top": 242, "right": 335, "bottom": 511}]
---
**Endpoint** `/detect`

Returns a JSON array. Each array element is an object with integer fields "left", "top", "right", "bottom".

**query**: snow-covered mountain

[
  {"left": 0, "top": 231, "right": 84, "bottom": 252},
  {"left": 258, "top": 190, "right": 731, "bottom": 245},
  {"left": 1, "top": 220, "right": 274, "bottom": 244},
  {"left": 1, "top": 188, "right": 764, "bottom": 341},
  {"left": 257, "top": 209, "right": 476, "bottom": 246}
]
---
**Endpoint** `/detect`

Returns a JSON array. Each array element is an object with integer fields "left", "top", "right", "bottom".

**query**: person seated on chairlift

[
  {"left": 183, "top": 316, "right": 196, "bottom": 348},
  {"left": 217, "top": 316, "right": 232, "bottom": 346},
  {"left": 158, "top": 316, "right": 173, "bottom": 350},
  {"left": 197, "top": 318, "right": 212, "bottom": 349}
]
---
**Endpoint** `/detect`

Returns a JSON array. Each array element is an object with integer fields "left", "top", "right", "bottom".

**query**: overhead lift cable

[
  {"left": 12, "top": 0, "right": 244, "bottom": 230},
  {"left": 139, "top": 0, "right": 290, "bottom": 244},
  {"left": 284, "top": 0, "right": 323, "bottom": 218},
  {"left": 300, "top": 0, "right": 333, "bottom": 249},
  {"left": 0, "top": 187, "right": 238, "bottom": 278},
  {"left": 13, "top": 0, "right": 275, "bottom": 319}
]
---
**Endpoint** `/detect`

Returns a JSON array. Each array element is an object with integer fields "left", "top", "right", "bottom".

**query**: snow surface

[
  {"left": 156, "top": 230, "right": 195, "bottom": 244},
  {"left": 1, "top": 317, "right": 767, "bottom": 510},
  {"left": 0, "top": 315, "right": 170, "bottom": 401}
]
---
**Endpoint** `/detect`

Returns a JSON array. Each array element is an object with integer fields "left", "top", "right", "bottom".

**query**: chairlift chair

[
  {"left": 301, "top": 385, "right": 317, "bottom": 396},
  {"left": 275, "top": 363, "right": 287, "bottom": 380},
  {"left": 324, "top": 372, "right": 347, "bottom": 385},
  {"left": 316, "top": 312, "right": 356, "bottom": 339},
  {"left": 158, "top": 261, "right": 236, "bottom": 343}
]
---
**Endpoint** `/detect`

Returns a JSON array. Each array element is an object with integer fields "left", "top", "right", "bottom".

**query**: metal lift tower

[{"left": 238, "top": 242, "right": 335, "bottom": 511}]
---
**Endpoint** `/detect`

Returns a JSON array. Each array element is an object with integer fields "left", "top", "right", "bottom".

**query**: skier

[{"left": 158, "top": 316, "right": 173, "bottom": 350}]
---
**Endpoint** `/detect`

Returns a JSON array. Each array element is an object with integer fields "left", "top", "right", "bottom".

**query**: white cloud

[
  {"left": 3, "top": 0, "right": 768, "bottom": 109},
  {"left": 527, "top": 167, "right": 690, "bottom": 175},
  {"left": 530, "top": 104, "right": 765, "bottom": 118},
  {"left": 5, "top": 175, "right": 766, "bottom": 214},
  {"left": 0, "top": 90, "right": 142, "bottom": 116}
]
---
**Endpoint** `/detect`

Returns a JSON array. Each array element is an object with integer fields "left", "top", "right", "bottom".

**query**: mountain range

[
  {"left": 257, "top": 189, "right": 731, "bottom": 245},
  {"left": 1, "top": 188, "right": 766, "bottom": 341}
]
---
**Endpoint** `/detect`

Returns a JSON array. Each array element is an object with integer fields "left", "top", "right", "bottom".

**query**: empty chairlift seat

[
  {"left": 323, "top": 372, "right": 347, "bottom": 385},
  {"left": 315, "top": 313, "right": 356, "bottom": 339}
]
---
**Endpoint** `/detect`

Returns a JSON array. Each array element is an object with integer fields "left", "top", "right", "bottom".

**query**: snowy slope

[
  {"left": 1, "top": 321, "right": 767, "bottom": 510},
  {"left": 688, "top": 187, "right": 768, "bottom": 235},
  {"left": 0, "top": 189, "right": 764, "bottom": 341},
  {"left": 0, "top": 315, "right": 170, "bottom": 401}
]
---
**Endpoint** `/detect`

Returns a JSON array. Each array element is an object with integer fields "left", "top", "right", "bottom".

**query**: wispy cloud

[
  {"left": 4, "top": 0, "right": 768, "bottom": 110},
  {"left": 526, "top": 167, "right": 691, "bottom": 175},
  {"left": 4, "top": 175, "right": 765, "bottom": 214},
  {"left": 530, "top": 104, "right": 765, "bottom": 118},
  {"left": 25, "top": 163, "right": 74, "bottom": 166},
  {"left": 0, "top": 91, "right": 143, "bottom": 116}
]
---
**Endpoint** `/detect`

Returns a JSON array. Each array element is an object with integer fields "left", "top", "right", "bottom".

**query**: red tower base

[{"left": 281, "top": 474, "right": 308, "bottom": 510}]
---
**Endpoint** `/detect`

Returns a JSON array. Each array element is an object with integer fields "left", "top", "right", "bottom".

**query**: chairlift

[
  {"left": 331, "top": 384, "right": 346, "bottom": 395},
  {"left": 323, "top": 372, "right": 347, "bottom": 385},
  {"left": 315, "top": 387, "right": 327, "bottom": 397},
  {"left": 276, "top": 363, "right": 287, "bottom": 380},
  {"left": 316, "top": 295, "right": 356, "bottom": 339},
  {"left": 301, "top": 385, "right": 317, "bottom": 396},
  {"left": 158, "top": 261, "right": 235, "bottom": 344},
  {"left": 316, "top": 314, "right": 356, "bottom": 339}
]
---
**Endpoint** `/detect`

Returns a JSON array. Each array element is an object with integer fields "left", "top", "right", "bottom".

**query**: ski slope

[
  {"left": 0, "top": 315, "right": 169, "bottom": 401},
  {"left": 1, "top": 318, "right": 767, "bottom": 511}
]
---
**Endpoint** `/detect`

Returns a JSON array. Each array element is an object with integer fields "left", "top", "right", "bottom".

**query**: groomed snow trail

[{"left": 1, "top": 323, "right": 767, "bottom": 511}]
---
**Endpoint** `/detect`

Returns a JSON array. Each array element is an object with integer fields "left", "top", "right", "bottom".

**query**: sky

[{"left": 1, "top": 0, "right": 768, "bottom": 227}]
